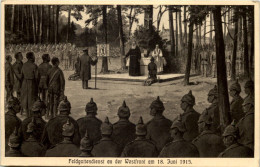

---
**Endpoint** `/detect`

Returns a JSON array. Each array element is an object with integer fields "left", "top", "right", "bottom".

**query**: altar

[{"left": 140, "top": 57, "right": 151, "bottom": 76}]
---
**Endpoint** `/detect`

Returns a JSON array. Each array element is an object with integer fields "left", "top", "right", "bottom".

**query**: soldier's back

[
  {"left": 47, "top": 66, "right": 65, "bottom": 94},
  {"left": 159, "top": 139, "right": 199, "bottom": 157},
  {"left": 92, "top": 139, "right": 121, "bottom": 157},
  {"left": 112, "top": 120, "right": 136, "bottom": 150},
  {"left": 121, "top": 139, "right": 158, "bottom": 157},
  {"left": 218, "top": 143, "right": 253, "bottom": 157},
  {"left": 146, "top": 116, "right": 172, "bottom": 151},
  {"left": 21, "top": 140, "right": 46, "bottom": 157},
  {"left": 45, "top": 142, "right": 81, "bottom": 157},
  {"left": 192, "top": 130, "right": 225, "bottom": 157},
  {"left": 230, "top": 96, "right": 245, "bottom": 123},
  {"left": 77, "top": 116, "right": 102, "bottom": 144},
  {"left": 39, "top": 62, "right": 52, "bottom": 89},
  {"left": 205, "top": 104, "right": 220, "bottom": 134},
  {"left": 22, "top": 61, "right": 38, "bottom": 79}
]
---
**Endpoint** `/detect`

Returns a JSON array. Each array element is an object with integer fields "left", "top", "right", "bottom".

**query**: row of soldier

[{"left": 5, "top": 79, "right": 254, "bottom": 157}]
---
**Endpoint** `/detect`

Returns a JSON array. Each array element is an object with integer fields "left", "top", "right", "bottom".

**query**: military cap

[
  {"left": 26, "top": 117, "right": 36, "bottom": 133},
  {"left": 58, "top": 96, "right": 71, "bottom": 112},
  {"left": 101, "top": 117, "right": 113, "bottom": 135},
  {"left": 242, "top": 96, "right": 254, "bottom": 106},
  {"left": 150, "top": 57, "right": 155, "bottom": 62},
  {"left": 118, "top": 101, "right": 130, "bottom": 118},
  {"left": 31, "top": 97, "right": 46, "bottom": 112},
  {"left": 150, "top": 96, "right": 165, "bottom": 112},
  {"left": 244, "top": 79, "right": 254, "bottom": 89},
  {"left": 181, "top": 90, "right": 196, "bottom": 106},
  {"left": 208, "top": 85, "right": 218, "bottom": 97},
  {"left": 85, "top": 98, "right": 97, "bottom": 113},
  {"left": 198, "top": 110, "right": 213, "bottom": 125},
  {"left": 171, "top": 114, "right": 186, "bottom": 132},
  {"left": 222, "top": 120, "right": 238, "bottom": 138},
  {"left": 26, "top": 52, "right": 35, "bottom": 60},
  {"left": 229, "top": 79, "right": 241, "bottom": 92},
  {"left": 8, "top": 127, "right": 20, "bottom": 148},
  {"left": 7, "top": 95, "right": 20, "bottom": 109},
  {"left": 136, "top": 116, "right": 146, "bottom": 135},
  {"left": 80, "top": 130, "right": 93, "bottom": 151},
  {"left": 62, "top": 119, "right": 75, "bottom": 137}
]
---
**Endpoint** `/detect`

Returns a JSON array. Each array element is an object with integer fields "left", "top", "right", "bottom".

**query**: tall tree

[
  {"left": 168, "top": 5, "right": 175, "bottom": 71},
  {"left": 184, "top": 6, "right": 187, "bottom": 44},
  {"left": 249, "top": 6, "right": 254, "bottom": 75},
  {"left": 210, "top": 12, "right": 213, "bottom": 43},
  {"left": 213, "top": 6, "right": 231, "bottom": 130},
  {"left": 117, "top": 5, "right": 126, "bottom": 70},
  {"left": 242, "top": 7, "right": 249, "bottom": 78},
  {"left": 47, "top": 5, "right": 51, "bottom": 43},
  {"left": 204, "top": 18, "right": 206, "bottom": 44},
  {"left": 101, "top": 5, "right": 109, "bottom": 73},
  {"left": 11, "top": 5, "right": 15, "bottom": 33},
  {"left": 31, "top": 5, "right": 36, "bottom": 43},
  {"left": 67, "top": 8, "right": 71, "bottom": 42},
  {"left": 55, "top": 5, "right": 60, "bottom": 44},
  {"left": 175, "top": 12, "right": 178, "bottom": 57},
  {"left": 39, "top": 5, "right": 43, "bottom": 43},
  {"left": 231, "top": 7, "right": 239, "bottom": 81},
  {"left": 52, "top": 5, "right": 55, "bottom": 43},
  {"left": 179, "top": 8, "right": 183, "bottom": 47},
  {"left": 156, "top": 5, "right": 167, "bottom": 30}
]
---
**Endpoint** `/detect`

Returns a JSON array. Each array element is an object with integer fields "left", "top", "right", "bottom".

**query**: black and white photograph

[{"left": 1, "top": 1, "right": 259, "bottom": 166}]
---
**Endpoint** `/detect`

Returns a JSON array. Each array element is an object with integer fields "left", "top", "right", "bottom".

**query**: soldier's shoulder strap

[{"left": 48, "top": 68, "right": 61, "bottom": 85}]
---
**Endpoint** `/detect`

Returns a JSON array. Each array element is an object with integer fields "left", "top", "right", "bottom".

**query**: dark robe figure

[
  {"left": 12, "top": 52, "right": 23, "bottom": 102},
  {"left": 125, "top": 42, "right": 141, "bottom": 76},
  {"left": 5, "top": 55, "right": 14, "bottom": 102}
]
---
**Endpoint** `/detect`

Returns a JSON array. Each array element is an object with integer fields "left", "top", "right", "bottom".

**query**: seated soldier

[
  {"left": 6, "top": 128, "right": 23, "bottom": 157},
  {"left": 79, "top": 130, "right": 93, "bottom": 157},
  {"left": 45, "top": 119, "right": 81, "bottom": 157},
  {"left": 92, "top": 117, "right": 121, "bottom": 157},
  {"left": 159, "top": 115, "right": 199, "bottom": 157},
  {"left": 144, "top": 57, "right": 157, "bottom": 86},
  {"left": 121, "top": 117, "right": 158, "bottom": 157},
  {"left": 68, "top": 56, "right": 81, "bottom": 81}
]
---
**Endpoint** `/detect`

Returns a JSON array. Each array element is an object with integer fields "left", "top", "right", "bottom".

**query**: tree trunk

[
  {"left": 31, "top": 5, "right": 36, "bottom": 43},
  {"left": 35, "top": 6, "right": 39, "bottom": 43},
  {"left": 101, "top": 5, "right": 108, "bottom": 73},
  {"left": 179, "top": 9, "right": 183, "bottom": 47},
  {"left": 117, "top": 5, "right": 126, "bottom": 70},
  {"left": 243, "top": 12, "right": 249, "bottom": 78},
  {"left": 17, "top": 5, "right": 20, "bottom": 32},
  {"left": 21, "top": 5, "right": 24, "bottom": 33},
  {"left": 39, "top": 5, "right": 43, "bottom": 43},
  {"left": 210, "top": 12, "right": 213, "bottom": 43},
  {"left": 67, "top": 7, "right": 71, "bottom": 43},
  {"left": 55, "top": 5, "right": 60, "bottom": 44},
  {"left": 184, "top": 6, "right": 187, "bottom": 44},
  {"left": 149, "top": 5, "right": 153, "bottom": 32},
  {"left": 231, "top": 8, "right": 238, "bottom": 81},
  {"left": 175, "top": 12, "right": 178, "bottom": 57},
  {"left": 199, "top": 24, "right": 201, "bottom": 45},
  {"left": 128, "top": 7, "right": 133, "bottom": 37},
  {"left": 184, "top": 21, "right": 194, "bottom": 85},
  {"left": 47, "top": 5, "right": 50, "bottom": 43},
  {"left": 213, "top": 6, "right": 231, "bottom": 131},
  {"left": 23, "top": 6, "right": 30, "bottom": 42},
  {"left": 250, "top": 12, "right": 254, "bottom": 76},
  {"left": 238, "top": 16, "right": 242, "bottom": 42},
  {"left": 168, "top": 6, "right": 175, "bottom": 71},
  {"left": 196, "top": 25, "right": 199, "bottom": 45},
  {"left": 11, "top": 5, "right": 15, "bottom": 33},
  {"left": 204, "top": 18, "right": 206, "bottom": 44},
  {"left": 53, "top": 5, "right": 55, "bottom": 43},
  {"left": 223, "top": 11, "right": 226, "bottom": 37}
]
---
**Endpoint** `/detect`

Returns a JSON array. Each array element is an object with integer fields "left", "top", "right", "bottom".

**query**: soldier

[
  {"left": 211, "top": 49, "right": 216, "bottom": 78},
  {"left": 236, "top": 96, "right": 254, "bottom": 151},
  {"left": 79, "top": 48, "right": 98, "bottom": 89},
  {"left": 204, "top": 85, "right": 220, "bottom": 134},
  {"left": 146, "top": 96, "right": 172, "bottom": 152},
  {"left": 244, "top": 79, "right": 254, "bottom": 100},
  {"left": 92, "top": 117, "right": 121, "bottom": 157},
  {"left": 20, "top": 98, "right": 46, "bottom": 142},
  {"left": 79, "top": 130, "right": 93, "bottom": 157},
  {"left": 77, "top": 98, "right": 102, "bottom": 144},
  {"left": 200, "top": 48, "right": 208, "bottom": 77},
  {"left": 144, "top": 57, "right": 157, "bottom": 86},
  {"left": 41, "top": 96, "right": 80, "bottom": 149},
  {"left": 112, "top": 101, "right": 136, "bottom": 152},
  {"left": 159, "top": 115, "right": 199, "bottom": 157},
  {"left": 12, "top": 52, "right": 23, "bottom": 103},
  {"left": 45, "top": 119, "right": 81, "bottom": 157},
  {"left": 229, "top": 80, "right": 245, "bottom": 123},
  {"left": 46, "top": 57, "right": 65, "bottom": 118},
  {"left": 5, "top": 95, "right": 22, "bottom": 153},
  {"left": 21, "top": 118, "right": 46, "bottom": 157},
  {"left": 6, "top": 128, "right": 23, "bottom": 157},
  {"left": 192, "top": 111, "right": 225, "bottom": 157},
  {"left": 21, "top": 52, "right": 39, "bottom": 117},
  {"left": 5, "top": 55, "right": 14, "bottom": 102},
  {"left": 38, "top": 54, "right": 52, "bottom": 107},
  {"left": 176, "top": 90, "right": 200, "bottom": 142},
  {"left": 218, "top": 121, "right": 253, "bottom": 157},
  {"left": 226, "top": 53, "right": 232, "bottom": 78},
  {"left": 121, "top": 117, "right": 158, "bottom": 157}
]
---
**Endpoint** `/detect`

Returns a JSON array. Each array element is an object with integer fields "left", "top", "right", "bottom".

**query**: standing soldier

[
  {"left": 236, "top": 96, "right": 254, "bottom": 151},
  {"left": 177, "top": 90, "right": 200, "bottom": 142},
  {"left": 92, "top": 117, "right": 121, "bottom": 157},
  {"left": 38, "top": 54, "right": 52, "bottom": 107},
  {"left": 229, "top": 80, "right": 245, "bottom": 123},
  {"left": 45, "top": 119, "right": 81, "bottom": 157},
  {"left": 20, "top": 98, "right": 46, "bottom": 142},
  {"left": 211, "top": 47, "right": 216, "bottom": 78},
  {"left": 218, "top": 121, "right": 253, "bottom": 157},
  {"left": 5, "top": 96, "right": 22, "bottom": 153},
  {"left": 192, "top": 111, "right": 225, "bottom": 157},
  {"left": 79, "top": 48, "right": 98, "bottom": 89},
  {"left": 244, "top": 79, "right": 254, "bottom": 100},
  {"left": 46, "top": 57, "right": 65, "bottom": 118},
  {"left": 21, "top": 118, "right": 46, "bottom": 157},
  {"left": 159, "top": 115, "right": 199, "bottom": 157},
  {"left": 6, "top": 128, "right": 23, "bottom": 157},
  {"left": 112, "top": 101, "right": 136, "bottom": 152},
  {"left": 79, "top": 130, "right": 93, "bottom": 157},
  {"left": 5, "top": 55, "right": 14, "bottom": 102},
  {"left": 77, "top": 98, "right": 102, "bottom": 144},
  {"left": 146, "top": 96, "right": 172, "bottom": 152},
  {"left": 121, "top": 117, "right": 158, "bottom": 157},
  {"left": 21, "top": 52, "right": 39, "bottom": 117},
  {"left": 41, "top": 97, "right": 81, "bottom": 149},
  {"left": 13, "top": 52, "right": 23, "bottom": 102},
  {"left": 225, "top": 51, "right": 232, "bottom": 78},
  {"left": 200, "top": 47, "right": 208, "bottom": 77}
]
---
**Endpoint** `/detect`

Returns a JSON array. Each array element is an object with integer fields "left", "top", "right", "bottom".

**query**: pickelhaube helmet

[
  {"left": 58, "top": 96, "right": 71, "bottom": 112},
  {"left": 150, "top": 96, "right": 165, "bottom": 112},
  {"left": 80, "top": 130, "right": 93, "bottom": 151},
  {"left": 101, "top": 117, "right": 113, "bottom": 135},
  {"left": 198, "top": 110, "right": 213, "bottom": 125},
  {"left": 7, "top": 95, "right": 20, "bottom": 110},
  {"left": 244, "top": 79, "right": 254, "bottom": 89},
  {"left": 8, "top": 127, "right": 20, "bottom": 148},
  {"left": 31, "top": 97, "right": 46, "bottom": 112},
  {"left": 136, "top": 116, "right": 147, "bottom": 135},
  {"left": 118, "top": 101, "right": 130, "bottom": 118},
  {"left": 85, "top": 98, "right": 97, "bottom": 113},
  {"left": 171, "top": 114, "right": 186, "bottom": 132},
  {"left": 229, "top": 79, "right": 241, "bottom": 93},
  {"left": 181, "top": 90, "right": 195, "bottom": 106},
  {"left": 26, "top": 117, "right": 36, "bottom": 133},
  {"left": 222, "top": 120, "right": 239, "bottom": 138},
  {"left": 208, "top": 85, "right": 218, "bottom": 97},
  {"left": 62, "top": 119, "right": 75, "bottom": 137}
]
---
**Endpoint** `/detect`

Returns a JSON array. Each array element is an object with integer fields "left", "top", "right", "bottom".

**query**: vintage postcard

[{"left": 1, "top": 0, "right": 259, "bottom": 166}]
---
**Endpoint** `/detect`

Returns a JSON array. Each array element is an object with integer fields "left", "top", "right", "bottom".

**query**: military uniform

[
  {"left": 230, "top": 96, "right": 244, "bottom": 123},
  {"left": 79, "top": 129, "right": 93, "bottom": 157},
  {"left": 6, "top": 127, "right": 23, "bottom": 157},
  {"left": 218, "top": 143, "right": 253, "bottom": 157},
  {"left": 203, "top": 103, "right": 220, "bottom": 134},
  {"left": 5, "top": 60, "right": 14, "bottom": 102},
  {"left": 200, "top": 50, "right": 208, "bottom": 77},
  {"left": 12, "top": 59, "right": 23, "bottom": 100},
  {"left": 211, "top": 52, "right": 216, "bottom": 77}
]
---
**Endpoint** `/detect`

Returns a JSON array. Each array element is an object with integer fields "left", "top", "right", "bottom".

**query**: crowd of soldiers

[{"left": 5, "top": 76, "right": 254, "bottom": 157}]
